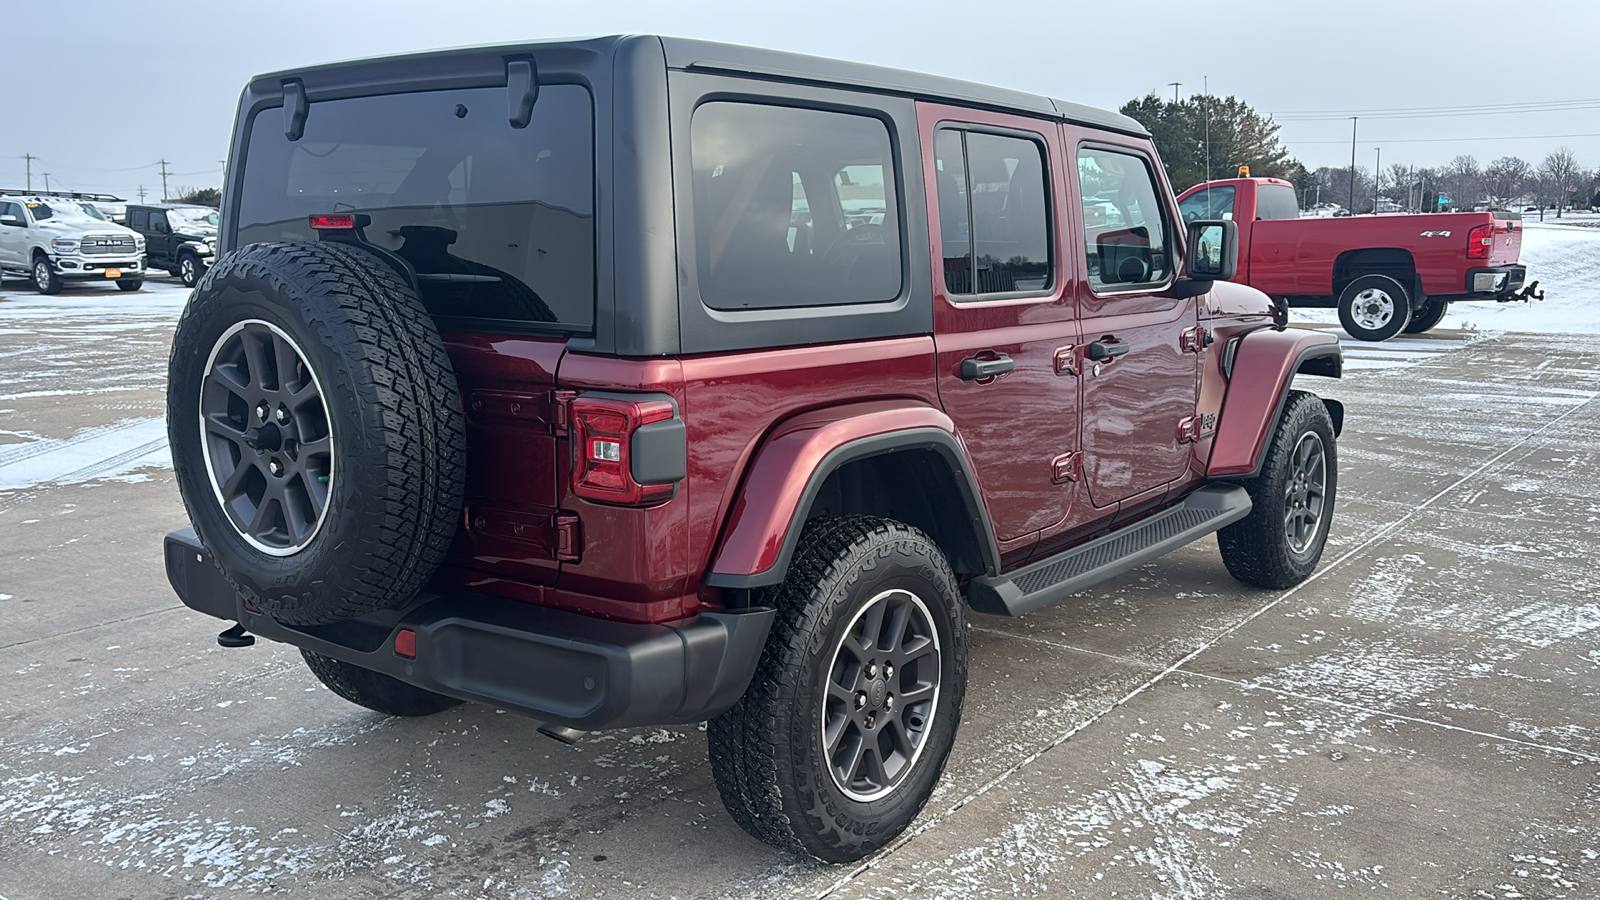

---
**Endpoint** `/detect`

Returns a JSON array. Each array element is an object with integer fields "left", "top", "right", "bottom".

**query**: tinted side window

[
  {"left": 1178, "top": 185, "right": 1234, "bottom": 224},
  {"left": 236, "top": 84, "right": 596, "bottom": 329},
  {"left": 690, "top": 102, "right": 902, "bottom": 310},
  {"left": 129, "top": 208, "right": 149, "bottom": 229},
  {"left": 1077, "top": 148, "right": 1172, "bottom": 291},
  {"left": 149, "top": 211, "right": 168, "bottom": 232},
  {"left": 0, "top": 201, "right": 19, "bottom": 221},
  {"left": 1255, "top": 184, "right": 1300, "bottom": 221},
  {"left": 935, "top": 129, "right": 1051, "bottom": 296}
]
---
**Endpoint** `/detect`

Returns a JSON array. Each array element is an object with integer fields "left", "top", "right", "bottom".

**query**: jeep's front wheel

[
  {"left": 707, "top": 516, "right": 967, "bottom": 862},
  {"left": 1217, "top": 390, "right": 1337, "bottom": 589}
]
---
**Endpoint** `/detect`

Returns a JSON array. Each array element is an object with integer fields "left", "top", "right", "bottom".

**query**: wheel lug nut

[
  {"left": 883, "top": 663, "right": 893, "bottom": 679},
  {"left": 268, "top": 459, "right": 283, "bottom": 476},
  {"left": 255, "top": 402, "right": 269, "bottom": 421},
  {"left": 275, "top": 406, "right": 290, "bottom": 424},
  {"left": 884, "top": 694, "right": 894, "bottom": 710},
  {"left": 855, "top": 692, "right": 866, "bottom": 709},
  {"left": 865, "top": 663, "right": 877, "bottom": 679}
]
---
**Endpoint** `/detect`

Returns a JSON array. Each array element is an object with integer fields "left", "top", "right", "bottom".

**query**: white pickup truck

[{"left": 0, "top": 192, "right": 147, "bottom": 293}]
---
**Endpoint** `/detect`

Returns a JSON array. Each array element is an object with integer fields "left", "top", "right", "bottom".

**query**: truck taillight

[
  {"left": 1466, "top": 223, "right": 1495, "bottom": 259},
  {"left": 570, "top": 395, "right": 678, "bottom": 507}
]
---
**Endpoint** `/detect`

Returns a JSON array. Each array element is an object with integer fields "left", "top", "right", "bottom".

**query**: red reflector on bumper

[{"left": 394, "top": 628, "right": 416, "bottom": 658}]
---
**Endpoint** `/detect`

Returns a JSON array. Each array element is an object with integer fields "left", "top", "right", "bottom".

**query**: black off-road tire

[
  {"left": 167, "top": 241, "right": 466, "bottom": 626},
  {"left": 707, "top": 516, "right": 968, "bottom": 862},
  {"left": 1337, "top": 273, "right": 1412, "bottom": 342},
  {"left": 1218, "top": 391, "right": 1338, "bottom": 589},
  {"left": 302, "top": 650, "right": 463, "bottom": 717},
  {"left": 1403, "top": 297, "right": 1449, "bottom": 334},
  {"left": 116, "top": 278, "right": 143, "bottom": 292},
  {"left": 32, "top": 254, "right": 62, "bottom": 294}
]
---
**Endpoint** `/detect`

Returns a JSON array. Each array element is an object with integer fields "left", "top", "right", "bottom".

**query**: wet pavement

[{"left": 2, "top": 281, "right": 1596, "bottom": 898}]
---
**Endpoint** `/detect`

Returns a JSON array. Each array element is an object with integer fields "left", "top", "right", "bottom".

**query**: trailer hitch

[{"left": 1498, "top": 279, "right": 1544, "bottom": 303}]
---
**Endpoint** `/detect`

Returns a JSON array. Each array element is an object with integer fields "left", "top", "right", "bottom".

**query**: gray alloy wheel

[
  {"left": 822, "top": 587, "right": 943, "bottom": 802},
  {"left": 199, "top": 318, "right": 335, "bottom": 556},
  {"left": 180, "top": 254, "right": 201, "bottom": 287},
  {"left": 33, "top": 256, "right": 61, "bottom": 294},
  {"left": 1283, "top": 431, "right": 1328, "bottom": 555}
]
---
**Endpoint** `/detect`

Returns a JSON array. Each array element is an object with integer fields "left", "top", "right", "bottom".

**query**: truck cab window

[{"left": 1178, "top": 185, "right": 1235, "bottom": 224}]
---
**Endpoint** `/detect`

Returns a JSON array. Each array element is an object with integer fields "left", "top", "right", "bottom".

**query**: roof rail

[{"left": 0, "top": 188, "right": 127, "bottom": 202}]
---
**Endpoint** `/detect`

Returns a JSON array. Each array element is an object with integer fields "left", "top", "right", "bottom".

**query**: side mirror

[
  {"left": 0, "top": 214, "right": 21, "bottom": 227},
  {"left": 1185, "top": 219, "right": 1237, "bottom": 282}
]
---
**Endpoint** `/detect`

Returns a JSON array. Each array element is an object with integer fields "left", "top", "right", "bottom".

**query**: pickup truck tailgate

[{"left": 1491, "top": 216, "right": 1522, "bottom": 266}]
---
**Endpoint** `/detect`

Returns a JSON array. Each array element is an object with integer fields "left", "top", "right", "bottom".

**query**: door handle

[
  {"left": 959, "top": 354, "right": 1015, "bottom": 381},
  {"left": 1086, "top": 340, "right": 1130, "bottom": 361}
]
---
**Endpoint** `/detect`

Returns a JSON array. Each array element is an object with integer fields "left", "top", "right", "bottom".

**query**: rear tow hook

[
  {"left": 1499, "top": 279, "right": 1544, "bottom": 303},
  {"left": 217, "top": 622, "right": 256, "bottom": 648}
]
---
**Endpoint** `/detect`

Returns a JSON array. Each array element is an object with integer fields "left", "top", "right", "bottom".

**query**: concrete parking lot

[{"left": 2, "top": 276, "right": 1597, "bottom": 898}]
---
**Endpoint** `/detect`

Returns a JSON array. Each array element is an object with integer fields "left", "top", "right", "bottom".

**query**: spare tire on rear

[{"left": 167, "top": 241, "right": 466, "bottom": 626}]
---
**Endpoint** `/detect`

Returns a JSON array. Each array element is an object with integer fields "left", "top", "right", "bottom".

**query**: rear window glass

[
  {"left": 690, "top": 102, "right": 902, "bottom": 311},
  {"left": 1255, "top": 184, "right": 1300, "bottom": 220},
  {"left": 235, "top": 84, "right": 595, "bottom": 330}
]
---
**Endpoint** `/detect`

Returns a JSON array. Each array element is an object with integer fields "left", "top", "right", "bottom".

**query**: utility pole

[
  {"left": 42, "top": 173, "right": 51, "bottom": 192},
  {"left": 22, "top": 153, "right": 36, "bottom": 190},
  {"left": 137, "top": 185, "right": 147, "bottom": 202},
  {"left": 1348, "top": 117, "right": 1358, "bottom": 212},
  {"left": 1168, "top": 82, "right": 1182, "bottom": 103},
  {"left": 158, "top": 159, "right": 171, "bottom": 201},
  {"left": 1373, "top": 148, "right": 1381, "bottom": 213}
]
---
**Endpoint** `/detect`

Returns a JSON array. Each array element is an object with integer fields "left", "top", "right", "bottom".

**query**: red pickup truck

[{"left": 1176, "top": 177, "right": 1535, "bottom": 341}]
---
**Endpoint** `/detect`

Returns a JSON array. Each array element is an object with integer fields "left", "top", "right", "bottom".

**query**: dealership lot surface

[{"left": 3, "top": 259, "right": 1598, "bottom": 897}]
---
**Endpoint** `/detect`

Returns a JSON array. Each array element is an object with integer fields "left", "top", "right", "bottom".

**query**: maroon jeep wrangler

[{"left": 163, "top": 35, "right": 1343, "bottom": 862}]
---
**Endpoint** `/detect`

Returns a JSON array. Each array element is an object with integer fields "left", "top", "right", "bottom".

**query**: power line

[
  {"left": 1282, "top": 131, "right": 1600, "bottom": 146},
  {"left": 1270, "top": 97, "right": 1600, "bottom": 121}
]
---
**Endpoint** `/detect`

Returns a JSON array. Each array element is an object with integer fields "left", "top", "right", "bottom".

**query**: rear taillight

[
  {"left": 570, "top": 395, "right": 678, "bottom": 506},
  {"left": 309, "top": 213, "right": 356, "bottom": 229},
  {"left": 1466, "top": 223, "right": 1494, "bottom": 259}
]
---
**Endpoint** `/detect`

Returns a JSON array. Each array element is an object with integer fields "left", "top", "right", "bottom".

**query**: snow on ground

[
  {"left": 0, "top": 277, "right": 191, "bottom": 329},
  {"left": 1292, "top": 222, "right": 1600, "bottom": 335},
  {"left": 0, "top": 417, "right": 170, "bottom": 490}
]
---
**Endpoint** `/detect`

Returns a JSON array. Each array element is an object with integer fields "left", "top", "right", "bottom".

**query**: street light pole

[{"left": 1348, "top": 117, "right": 1358, "bottom": 212}]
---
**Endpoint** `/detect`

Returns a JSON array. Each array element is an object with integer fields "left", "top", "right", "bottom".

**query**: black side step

[{"left": 965, "top": 484, "right": 1252, "bottom": 617}]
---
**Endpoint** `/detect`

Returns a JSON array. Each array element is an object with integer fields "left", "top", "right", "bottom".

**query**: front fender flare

[
  {"left": 1209, "top": 327, "right": 1342, "bottom": 479},
  {"left": 703, "top": 401, "right": 998, "bottom": 589}
]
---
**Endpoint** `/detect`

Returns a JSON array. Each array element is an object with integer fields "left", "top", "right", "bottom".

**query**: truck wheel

[
  {"left": 116, "top": 278, "right": 144, "bottom": 292},
  {"left": 1336, "top": 274, "right": 1411, "bottom": 342},
  {"left": 707, "top": 516, "right": 968, "bottom": 862},
  {"left": 179, "top": 254, "right": 203, "bottom": 288},
  {"left": 302, "top": 650, "right": 463, "bottom": 717},
  {"left": 167, "top": 241, "right": 466, "bottom": 626},
  {"left": 32, "top": 255, "right": 62, "bottom": 294},
  {"left": 1403, "top": 298, "right": 1449, "bottom": 334},
  {"left": 1217, "top": 391, "right": 1337, "bottom": 589}
]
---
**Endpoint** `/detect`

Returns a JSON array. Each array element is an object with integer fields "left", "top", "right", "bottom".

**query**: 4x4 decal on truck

[{"left": 1420, "top": 230, "right": 1453, "bottom": 237}]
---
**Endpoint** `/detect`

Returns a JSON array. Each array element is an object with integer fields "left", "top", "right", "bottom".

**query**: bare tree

[
  {"left": 1540, "top": 147, "right": 1582, "bottom": 217},
  {"left": 1483, "top": 156, "right": 1532, "bottom": 209},
  {"left": 1443, "top": 154, "right": 1482, "bottom": 209}
]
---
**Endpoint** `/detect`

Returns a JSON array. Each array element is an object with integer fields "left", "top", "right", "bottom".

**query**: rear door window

[
  {"left": 235, "top": 84, "right": 595, "bottom": 330},
  {"left": 1255, "top": 184, "right": 1301, "bottom": 220},
  {"left": 689, "top": 102, "right": 902, "bottom": 310},
  {"left": 934, "top": 128, "right": 1052, "bottom": 297},
  {"left": 1077, "top": 148, "right": 1173, "bottom": 292},
  {"left": 129, "top": 208, "right": 149, "bottom": 229}
]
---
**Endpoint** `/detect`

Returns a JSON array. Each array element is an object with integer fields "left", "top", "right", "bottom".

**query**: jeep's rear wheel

[
  {"left": 1218, "top": 391, "right": 1338, "bottom": 589},
  {"left": 302, "top": 650, "right": 463, "bottom": 717},
  {"left": 168, "top": 241, "right": 466, "bottom": 625},
  {"left": 707, "top": 516, "right": 967, "bottom": 862}
]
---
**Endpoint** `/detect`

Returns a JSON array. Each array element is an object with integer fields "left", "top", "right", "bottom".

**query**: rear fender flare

[
  {"left": 703, "top": 401, "right": 999, "bottom": 589},
  {"left": 1208, "top": 328, "right": 1342, "bottom": 480}
]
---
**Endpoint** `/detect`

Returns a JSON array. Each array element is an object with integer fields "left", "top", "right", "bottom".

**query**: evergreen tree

[{"left": 1119, "top": 94, "right": 1301, "bottom": 193}]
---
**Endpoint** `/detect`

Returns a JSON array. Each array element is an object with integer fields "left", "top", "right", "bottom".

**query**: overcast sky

[{"left": 4, "top": 0, "right": 1596, "bottom": 198}]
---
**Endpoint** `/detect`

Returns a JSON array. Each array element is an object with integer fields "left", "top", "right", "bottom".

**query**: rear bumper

[
  {"left": 1461, "top": 265, "right": 1527, "bottom": 299},
  {"left": 164, "top": 527, "right": 774, "bottom": 730}
]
